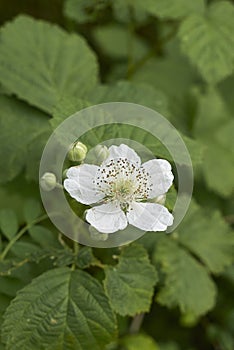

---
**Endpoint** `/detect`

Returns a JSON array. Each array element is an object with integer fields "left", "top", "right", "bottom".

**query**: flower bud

[
  {"left": 68, "top": 141, "right": 87, "bottom": 162},
  {"left": 94, "top": 145, "right": 109, "bottom": 163},
  {"left": 40, "top": 172, "right": 57, "bottom": 191}
]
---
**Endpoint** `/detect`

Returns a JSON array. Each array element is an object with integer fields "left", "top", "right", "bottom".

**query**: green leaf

[
  {"left": 25, "top": 129, "right": 52, "bottom": 181},
  {"left": 0, "top": 210, "right": 18, "bottom": 240},
  {"left": 0, "top": 15, "right": 98, "bottom": 113},
  {"left": 153, "top": 237, "right": 217, "bottom": 317},
  {"left": 64, "top": 0, "right": 109, "bottom": 24},
  {"left": 88, "top": 81, "right": 170, "bottom": 117},
  {"left": 177, "top": 202, "right": 234, "bottom": 274},
  {"left": 0, "top": 96, "right": 49, "bottom": 184},
  {"left": 178, "top": 1, "right": 234, "bottom": 84},
  {"left": 2, "top": 267, "right": 117, "bottom": 350},
  {"left": 29, "top": 226, "right": 60, "bottom": 249},
  {"left": 135, "top": 0, "right": 205, "bottom": 19},
  {"left": 104, "top": 244, "right": 157, "bottom": 316},
  {"left": 23, "top": 199, "right": 42, "bottom": 223},
  {"left": 121, "top": 333, "right": 160, "bottom": 350},
  {"left": 76, "top": 247, "right": 99, "bottom": 269},
  {"left": 51, "top": 97, "right": 91, "bottom": 129},
  {"left": 92, "top": 24, "right": 148, "bottom": 60},
  {"left": 193, "top": 88, "right": 234, "bottom": 196}
]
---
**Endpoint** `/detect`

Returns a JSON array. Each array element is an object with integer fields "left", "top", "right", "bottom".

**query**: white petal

[
  {"left": 64, "top": 164, "right": 104, "bottom": 205},
  {"left": 127, "top": 202, "right": 173, "bottom": 232},
  {"left": 142, "top": 159, "right": 173, "bottom": 197},
  {"left": 86, "top": 202, "right": 128, "bottom": 234},
  {"left": 104, "top": 144, "right": 141, "bottom": 165}
]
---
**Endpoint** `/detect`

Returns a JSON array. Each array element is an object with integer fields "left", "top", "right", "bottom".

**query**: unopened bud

[
  {"left": 40, "top": 172, "right": 57, "bottom": 191},
  {"left": 68, "top": 141, "right": 87, "bottom": 162},
  {"left": 94, "top": 145, "right": 109, "bottom": 163}
]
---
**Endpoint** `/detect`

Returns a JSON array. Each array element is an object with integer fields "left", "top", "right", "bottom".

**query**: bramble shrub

[{"left": 0, "top": 1, "right": 234, "bottom": 349}]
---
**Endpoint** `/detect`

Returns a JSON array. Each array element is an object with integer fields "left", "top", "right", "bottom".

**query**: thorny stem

[
  {"left": 0, "top": 214, "right": 49, "bottom": 261},
  {"left": 129, "top": 313, "right": 145, "bottom": 334}
]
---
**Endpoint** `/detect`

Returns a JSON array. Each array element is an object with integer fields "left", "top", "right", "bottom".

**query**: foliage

[{"left": 0, "top": 1, "right": 233, "bottom": 349}]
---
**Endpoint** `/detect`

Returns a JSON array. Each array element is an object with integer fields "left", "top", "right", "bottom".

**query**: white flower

[{"left": 64, "top": 144, "right": 174, "bottom": 234}]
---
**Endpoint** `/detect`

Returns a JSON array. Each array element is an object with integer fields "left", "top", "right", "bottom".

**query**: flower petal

[
  {"left": 64, "top": 164, "right": 104, "bottom": 205},
  {"left": 104, "top": 144, "right": 141, "bottom": 165},
  {"left": 127, "top": 202, "right": 173, "bottom": 231},
  {"left": 142, "top": 159, "right": 174, "bottom": 197},
  {"left": 86, "top": 202, "right": 128, "bottom": 234}
]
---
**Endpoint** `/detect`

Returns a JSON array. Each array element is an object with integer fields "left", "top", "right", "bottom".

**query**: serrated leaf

[
  {"left": 0, "top": 15, "right": 98, "bottom": 113},
  {"left": 135, "top": 0, "right": 205, "bottom": 19},
  {"left": 153, "top": 238, "right": 217, "bottom": 317},
  {"left": 23, "top": 199, "right": 42, "bottom": 223},
  {"left": 104, "top": 244, "right": 157, "bottom": 316},
  {"left": 178, "top": 1, "right": 234, "bottom": 84},
  {"left": 0, "top": 209, "right": 18, "bottom": 240},
  {"left": 2, "top": 267, "right": 117, "bottom": 350},
  {"left": 0, "top": 96, "right": 49, "bottom": 184},
  {"left": 121, "top": 333, "right": 160, "bottom": 350},
  {"left": 177, "top": 202, "right": 234, "bottom": 274}
]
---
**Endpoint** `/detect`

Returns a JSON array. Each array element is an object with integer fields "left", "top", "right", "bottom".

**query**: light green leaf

[
  {"left": 2, "top": 267, "right": 117, "bottom": 350},
  {"left": 193, "top": 88, "right": 234, "bottom": 196},
  {"left": 121, "top": 333, "right": 160, "bottom": 350},
  {"left": 178, "top": 1, "right": 234, "bottom": 84},
  {"left": 23, "top": 199, "right": 42, "bottom": 223},
  {"left": 88, "top": 81, "right": 170, "bottom": 117},
  {"left": 131, "top": 40, "right": 199, "bottom": 133},
  {"left": 153, "top": 238, "right": 217, "bottom": 317},
  {"left": 178, "top": 202, "right": 234, "bottom": 274},
  {"left": 25, "top": 129, "right": 52, "bottom": 181},
  {"left": 64, "top": 0, "right": 109, "bottom": 24},
  {"left": 202, "top": 143, "right": 234, "bottom": 197},
  {"left": 0, "top": 15, "right": 98, "bottom": 113},
  {"left": 0, "top": 209, "right": 18, "bottom": 240},
  {"left": 104, "top": 244, "right": 157, "bottom": 316},
  {"left": 51, "top": 97, "right": 91, "bottom": 129},
  {"left": 135, "top": 0, "right": 205, "bottom": 19},
  {"left": 92, "top": 24, "right": 148, "bottom": 60},
  {"left": 0, "top": 96, "right": 49, "bottom": 184}
]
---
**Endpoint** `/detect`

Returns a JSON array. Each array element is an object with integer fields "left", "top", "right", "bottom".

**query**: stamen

[{"left": 94, "top": 157, "right": 150, "bottom": 207}]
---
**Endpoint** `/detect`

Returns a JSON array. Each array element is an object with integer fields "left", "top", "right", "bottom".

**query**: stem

[
  {"left": 0, "top": 214, "right": 49, "bottom": 261},
  {"left": 128, "top": 22, "right": 179, "bottom": 78},
  {"left": 129, "top": 313, "right": 145, "bottom": 334}
]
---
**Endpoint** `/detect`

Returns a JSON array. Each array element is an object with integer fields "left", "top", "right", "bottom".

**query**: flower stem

[
  {"left": 129, "top": 313, "right": 145, "bottom": 334},
  {"left": 0, "top": 213, "right": 49, "bottom": 261}
]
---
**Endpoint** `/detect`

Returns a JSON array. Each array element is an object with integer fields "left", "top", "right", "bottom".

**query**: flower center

[{"left": 94, "top": 157, "right": 151, "bottom": 209}]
